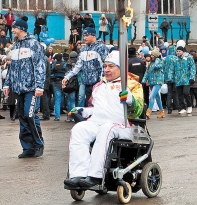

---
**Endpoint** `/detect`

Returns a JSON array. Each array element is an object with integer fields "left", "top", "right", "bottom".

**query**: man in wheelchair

[{"left": 64, "top": 50, "right": 144, "bottom": 188}]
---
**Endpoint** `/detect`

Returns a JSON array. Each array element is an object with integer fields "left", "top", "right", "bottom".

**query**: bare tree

[
  {"left": 8, "top": 1, "right": 27, "bottom": 18},
  {"left": 54, "top": 2, "right": 79, "bottom": 30}
]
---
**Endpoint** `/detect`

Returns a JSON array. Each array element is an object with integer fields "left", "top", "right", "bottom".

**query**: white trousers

[{"left": 69, "top": 121, "right": 133, "bottom": 178}]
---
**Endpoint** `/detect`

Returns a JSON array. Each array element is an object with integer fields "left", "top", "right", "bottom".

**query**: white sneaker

[
  {"left": 179, "top": 109, "right": 186, "bottom": 114},
  {"left": 187, "top": 107, "right": 192, "bottom": 114}
]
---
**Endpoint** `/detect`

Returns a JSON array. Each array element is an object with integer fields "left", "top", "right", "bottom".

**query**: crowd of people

[{"left": 0, "top": 10, "right": 197, "bottom": 159}]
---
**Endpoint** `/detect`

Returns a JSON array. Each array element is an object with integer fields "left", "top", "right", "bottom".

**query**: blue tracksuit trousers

[{"left": 16, "top": 92, "right": 44, "bottom": 154}]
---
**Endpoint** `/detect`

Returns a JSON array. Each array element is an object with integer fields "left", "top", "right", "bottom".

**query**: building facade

[{"left": 0, "top": 0, "right": 196, "bottom": 42}]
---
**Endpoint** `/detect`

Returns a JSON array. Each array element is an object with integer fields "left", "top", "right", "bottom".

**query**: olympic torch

[{"left": 119, "top": 3, "right": 133, "bottom": 127}]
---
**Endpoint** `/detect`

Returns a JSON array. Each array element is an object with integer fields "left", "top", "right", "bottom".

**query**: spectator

[
  {"left": 128, "top": 47, "right": 147, "bottom": 107},
  {"left": 137, "top": 41, "right": 146, "bottom": 54},
  {"left": 34, "top": 13, "right": 46, "bottom": 42},
  {"left": 71, "top": 13, "right": 84, "bottom": 40},
  {"left": 83, "top": 13, "right": 95, "bottom": 28},
  {"left": 3, "top": 57, "right": 16, "bottom": 121},
  {"left": 0, "top": 13, "right": 6, "bottom": 31},
  {"left": 175, "top": 46, "right": 196, "bottom": 114},
  {"left": 150, "top": 32, "right": 164, "bottom": 49},
  {"left": 142, "top": 36, "right": 153, "bottom": 51},
  {"left": 98, "top": 14, "right": 108, "bottom": 43},
  {"left": 63, "top": 51, "right": 78, "bottom": 122},
  {"left": 3, "top": 16, "right": 45, "bottom": 158},
  {"left": 62, "top": 48, "right": 69, "bottom": 62},
  {"left": 0, "top": 28, "right": 12, "bottom": 48},
  {"left": 51, "top": 53, "right": 67, "bottom": 121},
  {"left": 40, "top": 51, "right": 51, "bottom": 120},
  {"left": 189, "top": 50, "right": 197, "bottom": 108},
  {"left": 39, "top": 25, "right": 49, "bottom": 44},
  {"left": 163, "top": 45, "right": 180, "bottom": 114},
  {"left": 0, "top": 43, "right": 5, "bottom": 55},
  {"left": 62, "top": 24, "right": 109, "bottom": 107},
  {"left": 4, "top": 8, "right": 15, "bottom": 41},
  {"left": 69, "top": 28, "right": 81, "bottom": 50},
  {"left": 159, "top": 18, "right": 170, "bottom": 42},
  {"left": 142, "top": 48, "right": 165, "bottom": 119},
  {"left": 0, "top": 59, "right": 5, "bottom": 119},
  {"left": 4, "top": 42, "right": 13, "bottom": 57}
]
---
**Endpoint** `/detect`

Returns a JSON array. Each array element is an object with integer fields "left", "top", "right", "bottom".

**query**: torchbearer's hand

[{"left": 119, "top": 90, "right": 133, "bottom": 105}]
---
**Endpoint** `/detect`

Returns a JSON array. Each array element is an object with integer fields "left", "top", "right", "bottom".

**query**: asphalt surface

[{"left": 0, "top": 108, "right": 197, "bottom": 205}]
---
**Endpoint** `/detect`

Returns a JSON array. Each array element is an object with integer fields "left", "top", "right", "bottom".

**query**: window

[
  {"left": 29, "top": 0, "right": 36, "bottom": 10},
  {"left": 3, "top": 0, "right": 55, "bottom": 10},
  {"left": 45, "top": 0, "right": 53, "bottom": 10},
  {"left": 19, "top": 0, "right": 27, "bottom": 9},
  {"left": 38, "top": 0, "right": 44, "bottom": 10},
  {"left": 94, "top": 0, "right": 99, "bottom": 11},
  {"left": 109, "top": 0, "right": 116, "bottom": 12},
  {"left": 84, "top": 0, "right": 88, "bottom": 10},
  {"left": 80, "top": 0, "right": 88, "bottom": 11},
  {"left": 93, "top": 0, "right": 116, "bottom": 11},
  {"left": 101, "top": 0, "right": 107, "bottom": 11},
  {"left": 2, "top": 0, "right": 10, "bottom": 8},
  {"left": 163, "top": 0, "right": 168, "bottom": 14},
  {"left": 146, "top": 0, "right": 182, "bottom": 15},
  {"left": 175, "top": 0, "right": 181, "bottom": 14},
  {"left": 10, "top": 0, "right": 18, "bottom": 9}
]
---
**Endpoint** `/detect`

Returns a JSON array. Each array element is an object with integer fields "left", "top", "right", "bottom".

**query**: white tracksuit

[{"left": 69, "top": 79, "right": 135, "bottom": 178}]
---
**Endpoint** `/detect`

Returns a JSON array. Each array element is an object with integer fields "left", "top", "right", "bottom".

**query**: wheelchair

[{"left": 64, "top": 107, "right": 162, "bottom": 204}]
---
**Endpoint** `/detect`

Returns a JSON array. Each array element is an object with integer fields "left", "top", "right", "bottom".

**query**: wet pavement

[{"left": 0, "top": 108, "right": 197, "bottom": 205}]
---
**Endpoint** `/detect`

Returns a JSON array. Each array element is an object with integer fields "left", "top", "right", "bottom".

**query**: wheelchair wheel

[
  {"left": 140, "top": 162, "right": 162, "bottom": 198},
  {"left": 70, "top": 190, "right": 85, "bottom": 201},
  {"left": 117, "top": 182, "right": 132, "bottom": 204},
  {"left": 95, "top": 187, "right": 108, "bottom": 195}
]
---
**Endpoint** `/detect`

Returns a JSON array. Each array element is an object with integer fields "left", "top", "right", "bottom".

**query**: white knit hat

[{"left": 105, "top": 50, "right": 120, "bottom": 67}]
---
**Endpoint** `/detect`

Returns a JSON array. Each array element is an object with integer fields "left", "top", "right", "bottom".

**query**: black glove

[{"left": 189, "top": 79, "right": 195, "bottom": 85}]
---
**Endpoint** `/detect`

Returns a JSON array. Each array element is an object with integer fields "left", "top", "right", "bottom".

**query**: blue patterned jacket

[
  {"left": 142, "top": 58, "right": 164, "bottom": 86},
  {"left": 3, "top": 33, "right": 46, "bottom": 94},
  {"left": 65, "top": 40, "right": 109, "bottom": 85},
  {"left": 163, "top": 46, "right": 178, "bottom": 83},
  {"left": 175, "top": 52, "right": 196, "bottom": 86}
]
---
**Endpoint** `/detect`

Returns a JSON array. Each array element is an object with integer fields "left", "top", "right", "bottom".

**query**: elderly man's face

[{"left": 104, "top": 62, "right": 120, "bottom": 82}]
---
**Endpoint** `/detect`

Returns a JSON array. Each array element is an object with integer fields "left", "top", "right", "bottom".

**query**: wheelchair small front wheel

[
  {"left": 117, "top": 182, "right": 132, "bottom": 204},
  {"left": 140, "top": 162, "right": 162, "bottom": 198},
  {"left": 70, "top": 190, "right": 85, "bottom": 201}
]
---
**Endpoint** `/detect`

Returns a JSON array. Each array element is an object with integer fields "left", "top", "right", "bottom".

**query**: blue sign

[{"left": 148, "top": 0, "right": 158, "bottom": 13}]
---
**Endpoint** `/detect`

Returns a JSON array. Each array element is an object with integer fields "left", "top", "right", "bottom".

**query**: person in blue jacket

[
  {"left": 39, "top": 25, "right": 49, "bottom": 43},
  {"left": 3, "top": 16, "right": 46, "bottom": 158},
  {"left": 163, "top": 45, "right": 180, "bottom": 114},
  {"left": 142, "top": 48, "right": 165, "bottom": 119},
  {"left": 174, "top": 46, "right": 196, "bottom": 114},
  {"left": 62, "top": 24, "right": 109, "bottom": 106}
]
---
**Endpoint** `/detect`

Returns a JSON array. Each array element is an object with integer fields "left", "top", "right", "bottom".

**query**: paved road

[{"left": 0, "top": 109, "right": 197, "bottom": 205}]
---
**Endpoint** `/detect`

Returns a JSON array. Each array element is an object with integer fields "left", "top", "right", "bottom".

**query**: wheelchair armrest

[{"left": 129, "top": 118, "right": 146, "bottom": 124}]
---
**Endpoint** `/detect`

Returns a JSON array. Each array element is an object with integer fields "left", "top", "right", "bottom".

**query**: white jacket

[{"left": 99, "top": 18, "right": 108, "bottom": 32}]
